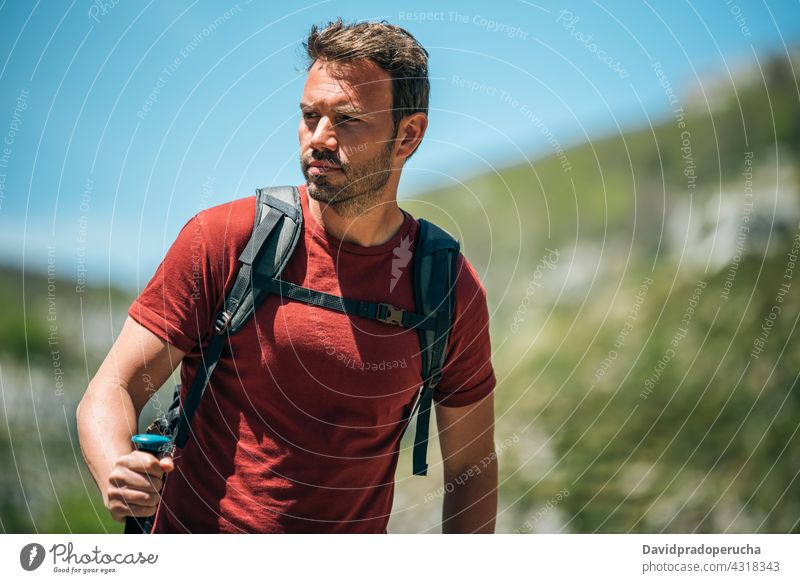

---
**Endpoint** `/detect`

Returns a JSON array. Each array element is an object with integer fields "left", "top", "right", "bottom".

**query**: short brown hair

[{"left": 303, "top": 18, "right": 430, "bottom": 143}]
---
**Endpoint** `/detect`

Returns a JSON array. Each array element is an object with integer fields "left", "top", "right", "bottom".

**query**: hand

[{"left": 104, "top": 450, "right": 175, "bottom": 523}]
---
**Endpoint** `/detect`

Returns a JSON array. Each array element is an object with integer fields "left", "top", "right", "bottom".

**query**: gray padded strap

[{"left": 226, "top": 186, "right": 302, "bottom": 334}]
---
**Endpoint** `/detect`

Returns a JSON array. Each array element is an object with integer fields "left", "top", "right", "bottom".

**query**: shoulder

[
  {"left": 190, "top": 196, "right": 256, "bottom": 242},
  {"left": 453, "top": 252, "right": 489, "bottom": 316},
  {"left": 188, "top": 195, "right": 257, "bottom": 254},
  {"left": 417, "top": 217, "right": 488, "bottom": 317},
  {"left": 168, "top": 195, "right": 258, "bottom": 292},
  {"left": 409, "top": 216, "right": 488, "bottom": 310}
]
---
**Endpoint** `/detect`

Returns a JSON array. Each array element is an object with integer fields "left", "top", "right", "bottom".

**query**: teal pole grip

[{"left": 123, "top": 434, "right": 172, "bottom": 534}]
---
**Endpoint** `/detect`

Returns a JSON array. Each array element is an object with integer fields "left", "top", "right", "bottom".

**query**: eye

[{"left": 302, "top": 111, "right": 319, "bottom": 120}]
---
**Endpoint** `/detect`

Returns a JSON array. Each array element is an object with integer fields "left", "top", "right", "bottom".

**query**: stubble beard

[{"left": 303, "top": 134, "right": 396, "bottom": 220}]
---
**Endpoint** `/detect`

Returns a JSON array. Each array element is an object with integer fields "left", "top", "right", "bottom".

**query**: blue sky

[{"left": 1, "top": 0, "right": 798, "bottom": 289}]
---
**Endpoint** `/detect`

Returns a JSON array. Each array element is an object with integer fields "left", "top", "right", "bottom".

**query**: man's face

[{"left": 299, "top": 58, "right": 398, "bottom": 217}]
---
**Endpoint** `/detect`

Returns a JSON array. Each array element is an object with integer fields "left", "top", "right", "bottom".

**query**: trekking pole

[{"left": 123, "top": 434, "right": 173, "bottom": 534}]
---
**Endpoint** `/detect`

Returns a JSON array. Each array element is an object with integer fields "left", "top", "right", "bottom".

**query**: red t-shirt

[{"left": 128, "top": 184, "right": 496, "bottom": 533}]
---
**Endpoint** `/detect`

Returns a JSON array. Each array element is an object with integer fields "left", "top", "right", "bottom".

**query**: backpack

[{"left": 130, "top": 185, "right": 459, "bottom": 533}]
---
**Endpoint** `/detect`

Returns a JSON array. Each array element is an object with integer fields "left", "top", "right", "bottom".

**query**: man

[{"left": 77, "top": 18, "right": 497, "bottom": 534}]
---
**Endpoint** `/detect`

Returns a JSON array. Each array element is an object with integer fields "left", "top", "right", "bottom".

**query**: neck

[{"left": 307, "top": 188, "right": 406, "bottom": 248}]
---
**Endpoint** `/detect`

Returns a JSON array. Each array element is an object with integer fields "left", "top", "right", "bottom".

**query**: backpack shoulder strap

[
  {"left": 173, "top": 185, "right": 302, "bottom": 448},
  {"left": 409, "top": 217, "right": 460, "bottom": 475},
  {"left": 225, "top": 185, "right": 303, "bottom": 333}
]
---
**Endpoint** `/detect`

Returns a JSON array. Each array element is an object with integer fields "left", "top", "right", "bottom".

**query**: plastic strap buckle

[
  {"left": 214, "top": 311, "right": 232, "bottom": 334},
  {"left": 376, "top": 303, "right": 404, "bottom": 326}
]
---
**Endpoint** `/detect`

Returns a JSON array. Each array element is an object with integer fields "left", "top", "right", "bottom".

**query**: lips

[{"left": 308, "top": 161, "right": 341, "bottom": 175}]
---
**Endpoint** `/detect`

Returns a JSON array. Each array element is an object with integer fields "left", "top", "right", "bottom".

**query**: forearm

[
  {"left": 76, "top": 382, "right": 139, "bottom": 503},
  {"left": 441, "top": 456, "right": 498, "bottom": 533}
]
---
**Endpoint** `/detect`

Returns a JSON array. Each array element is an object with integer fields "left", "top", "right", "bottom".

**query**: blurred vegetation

[
  {"left": 395, "top": 49, "right": 800, "bottom": 533},
  {"left": 0, "top": 266, "right": 131, "bottom": 533},
  {"left": 2, "top": 50, "right": 800, "bottom": 533}
]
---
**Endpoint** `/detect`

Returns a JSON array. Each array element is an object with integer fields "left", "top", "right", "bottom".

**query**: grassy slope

[{"left": 393, "top": 51, "right": 800, "bottom": 532}]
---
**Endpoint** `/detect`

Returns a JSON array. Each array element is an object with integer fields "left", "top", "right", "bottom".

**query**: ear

[{"left": 394, "top": 112, "right": 428, "bottom": 162}]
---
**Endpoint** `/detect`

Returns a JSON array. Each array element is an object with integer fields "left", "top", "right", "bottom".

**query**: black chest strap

[{"left": 253, "top": 274, "right": 438, "bottom": 330}]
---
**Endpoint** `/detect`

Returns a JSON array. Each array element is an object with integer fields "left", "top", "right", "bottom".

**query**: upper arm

[
  {"left": 84, "top": 315, "right": 186, "bottom": 417},
  {"left": 435, "top": 392, "right": 495, "bottom": 478}
]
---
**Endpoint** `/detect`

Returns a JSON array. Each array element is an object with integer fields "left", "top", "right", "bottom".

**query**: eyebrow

[{"left": 299, "top": 101, "right": 364, "bottom": 116}]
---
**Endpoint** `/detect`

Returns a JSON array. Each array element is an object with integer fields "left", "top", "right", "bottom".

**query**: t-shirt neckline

[{"left": 298, "top": 184, "right": 415, "bottom": 256}]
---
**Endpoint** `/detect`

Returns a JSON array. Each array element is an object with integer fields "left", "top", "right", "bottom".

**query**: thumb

[{"left": 159, "top": 456, "right": 175, "bottom": 473}]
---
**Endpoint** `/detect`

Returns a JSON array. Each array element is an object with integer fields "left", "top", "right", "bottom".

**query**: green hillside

[
  {"left": 394, "top": 50, "right": 800, "bottom": 533},
  {"left": 0, "top": 266, "right": 132, "bottom": 533}
]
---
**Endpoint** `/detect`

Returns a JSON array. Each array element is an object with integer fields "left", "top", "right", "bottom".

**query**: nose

[{"left": 308, "top": 115, "right": 338, "bottom": 152}]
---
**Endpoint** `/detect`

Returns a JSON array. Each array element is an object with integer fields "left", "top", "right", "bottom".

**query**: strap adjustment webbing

[{"left": 253, "top": 274, "right": 438, "bottom": 331}]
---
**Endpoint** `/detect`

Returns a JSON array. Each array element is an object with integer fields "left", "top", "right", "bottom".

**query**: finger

[
  {"left": 159, "top": 456, "right": 175, "bottom": 473},
  {"left": 109, "top": 498, "right": 158, "bottom": 520},
  {"left": 123, "top": 452, "right": 168, "bottom": 479},
  {"left": 117, "top": 487, "right": 161, "bottom": 507},
  {"left": 111, "top": 467, "right": 163, "bottom": 492},
  {"left": 118, "top": 501, "right": 159, "bottom": 518}
]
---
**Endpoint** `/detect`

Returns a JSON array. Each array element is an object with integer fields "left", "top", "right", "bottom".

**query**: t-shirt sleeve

[
  {"left": 433, "top": 253, "right": 497, "bottom": 408},
  {"left": 127, "top": 211, "right": 221, "bottom": 354}
]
